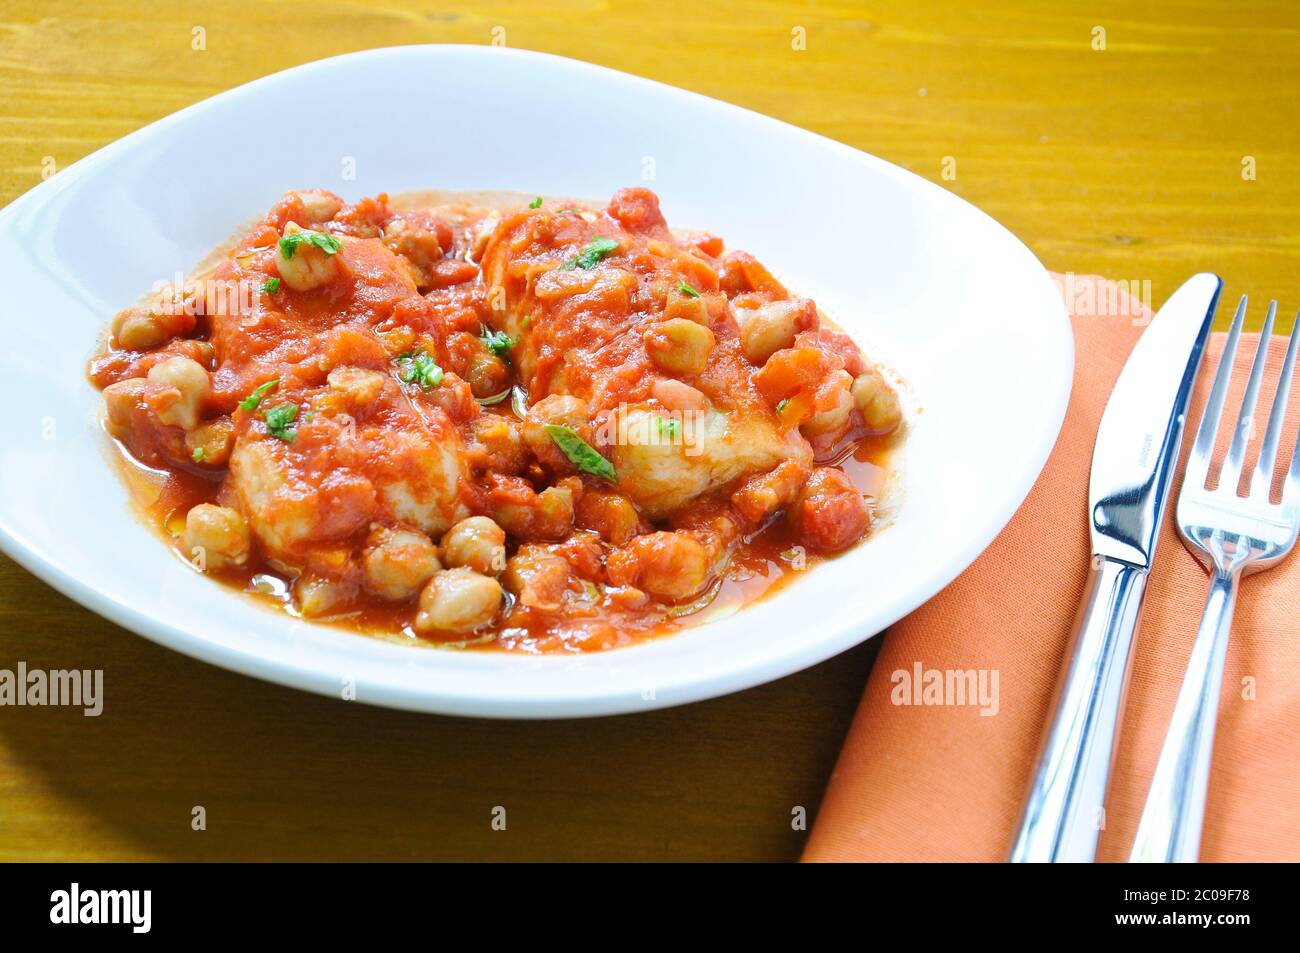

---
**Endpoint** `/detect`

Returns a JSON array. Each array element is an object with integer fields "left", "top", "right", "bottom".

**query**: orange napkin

[{"left": 804, "top": 275, "right": 1300, "bottom": 863}]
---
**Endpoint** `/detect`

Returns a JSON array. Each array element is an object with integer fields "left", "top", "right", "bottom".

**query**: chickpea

[
  {"left": 110, "top": 302, "right": 193, "bottom": 351},
  {"left": 663, "top": 290, "right": 710, "bottom": 325},
  {"left": 183, "top": 503, "right": 251, "bottom": 572},
  {"left": 676, "top": 503, "right": 742, "bottom": 567},
  {"left": 802, "top": 370, "right": 854, "bottom": 438},
  {"left": 185, "top": 415, "right": 235, "bottom": 467},
  {"left": 414, "top": 568, "right": 503, "bottom": 635},
  {"left": 644, "top": 318, "right": 714, "bottom": 376},
  {"left": 525, "top": 393, "right": 588, "bottom": 430},
  {"left": 471, "top": 415, "right": 526, "bottom": 473},
  {"left": 533, "top": 484, "right": 576, "bottom": 541},
  {"left": 730, "top": 458, "right": 811, "bottom": 525},
  {"left": 377, "top": 324, "right": 416, "bottom": 357},
  {"left": 147, "top": 356, "right": 210, "bottom": 430},
  {"left": 624, "top": 531, "right": 710, "bottom": 601},
  {"left": 276, "top": 221, "right": 342, "bottom": 292},
  {"left": 292, "top": 188, "right": 342, "bottom": 223},
  {"left": 558, "top": 474, "right": 585, "bottom": 502},
  {"left": 361, "top": 526, "right": 441, "bottom": 601},
  {"left": 440, "top": 516, "right": 507, "bottom": 575},
  {"left": 328, "top": 365, "right": 387, "bottom": 409},
  {"left": 295, "top": 573, "right": 348, "bottom": 617},
  {"left": 738, "top": 299, "right": 803, "bottom": 365},
  {"left": 466, "top": 352, "right": 511, "bottom": 400},
  {"left": 523, "top": 394, "right": 591, "bottom": 468},
  {"left": 502, "top": 545, "right": 571, "bottom": 611},
  {"left": 851, "top": 368, "right": 902, "bottom": 433},
  {"left": 491, "top": 501, "right": 532, "bottom": 540},
  {"left": 575, "top": 489, "right": 640, "bottom": 545},
  {"left": 102, "top": 378, "right": 147, "bottom": 435},
  {"left": 381, "top": 217, "right": 449, "bottom": 275}
]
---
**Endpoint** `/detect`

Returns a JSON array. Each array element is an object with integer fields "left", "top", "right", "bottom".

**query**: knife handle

[{"left": 1010, "top": 555, "right": 1147, "bottom": 862}]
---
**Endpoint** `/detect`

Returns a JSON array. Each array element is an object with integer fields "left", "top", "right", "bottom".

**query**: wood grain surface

[{"left": 1, "top": 1, "right": 1297, "bottom": 860}]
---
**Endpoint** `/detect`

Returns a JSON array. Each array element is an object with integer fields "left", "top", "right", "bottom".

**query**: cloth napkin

[{"left": 803, "top": 275, "right": 1300, "bottom": 863}]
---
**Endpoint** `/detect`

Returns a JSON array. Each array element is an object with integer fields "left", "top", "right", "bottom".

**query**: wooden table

[{"left": 1, "top": 1, "right": 1297, "bottom": 861}]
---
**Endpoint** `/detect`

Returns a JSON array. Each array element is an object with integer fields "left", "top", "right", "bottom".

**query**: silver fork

[{"left": 1129, "top": 296, "right": 1300, "bottom": 863}]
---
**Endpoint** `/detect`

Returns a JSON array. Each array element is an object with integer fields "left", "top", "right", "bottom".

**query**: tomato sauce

[{"left": 89, "top": 187, "right": 904, "bottom": 653}]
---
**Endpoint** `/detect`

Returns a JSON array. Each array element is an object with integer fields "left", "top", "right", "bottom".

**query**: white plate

[{"left": 0, "top": 46, "right": 1071, "bottom": 718}]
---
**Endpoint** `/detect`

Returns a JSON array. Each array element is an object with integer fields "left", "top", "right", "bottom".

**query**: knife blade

[
  {"left": 1010, "top": 272, "right": 1222, "bottom": 863},
  {"left": 1090, "top": 273, "right": 1225, "bottom": 568}
]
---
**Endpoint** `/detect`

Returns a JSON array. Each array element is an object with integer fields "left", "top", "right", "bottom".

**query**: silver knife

[{"left": 1009, "top": 272, "right": 1222, "bottom": 863}]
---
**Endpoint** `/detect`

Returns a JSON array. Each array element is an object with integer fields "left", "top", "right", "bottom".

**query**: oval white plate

[{"left": 0, "top": 46, "right": 1071, "bottom": 718}]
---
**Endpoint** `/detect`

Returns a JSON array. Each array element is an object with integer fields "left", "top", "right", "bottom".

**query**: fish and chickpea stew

[{"left": 88, "top": 187, "right": 904, "bottom": 653}]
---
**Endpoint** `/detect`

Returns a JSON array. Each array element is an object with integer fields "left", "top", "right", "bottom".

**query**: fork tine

[
  {"left": 1288, "top": 338, "right": 1300, "bottom": 506},
  {"left": 1289, "top": 409, "right": 1300, "bottom": 503},
  {"left": 1220, "top": 300, "right": 1275, "bottom": 493},
  {"left": 1252, "top": 306, "right": 1300, "bottom": 500},
  {"left": 1186, "top": 295, "right": 1246, "bottom": 489}
]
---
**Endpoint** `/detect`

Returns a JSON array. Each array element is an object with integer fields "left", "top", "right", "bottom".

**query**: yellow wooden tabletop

[{"left": 1, "top": 1, "right": 1298, "bottom": 861}]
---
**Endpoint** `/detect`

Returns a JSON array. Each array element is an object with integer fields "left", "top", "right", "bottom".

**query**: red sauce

[{"left": 90, "top": 187, "right": 904, "bottom": 653}]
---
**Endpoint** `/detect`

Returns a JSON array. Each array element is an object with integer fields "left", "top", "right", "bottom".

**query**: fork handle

[
  {"left": 1129, "top": 567, "right": 1239, "bottom": 863},
  {"left": 1011, "top": 555, "right": 1148, "bottom": 862}
]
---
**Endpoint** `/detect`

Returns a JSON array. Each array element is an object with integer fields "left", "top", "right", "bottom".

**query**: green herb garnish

[
  {"left": 261, "top": 277, "right": 281, "bottom": 294},
  {"left": 775, "top": 398, "right": 790, "bottom": 414},
  {"left": 192, "top": 446, "right": 206, "bottom": 463},
  {"left": 278, "top": 229, "right": 342, "bottom": 259},
  {"left": 528, "top": 196, "right": 543, "bottom": 209},
  {"left": 395, "top": 350, "right": 444, "bottom": 390},
  {"left": 238, "top": 379, "right": 279, "bottom": 412},
  {"left": 544, "top": 424, "right": 617, "bottom": 481},
  {"left": 264, "top": 402, "right": 299, "bottom": 442},
  {"left": 656, "top": 416, "right": 681, "bottom": 438},
  {"left": 560, "top": 237, "right": 619, "bottom": 271},
  {"left": 480, "top": 327, "right": 514, "bottom": 358},
  {"left": 678, "top": 281, "right": 701, "bottom": 298}
]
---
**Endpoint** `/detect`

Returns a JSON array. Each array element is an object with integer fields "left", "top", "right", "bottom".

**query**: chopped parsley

[
  {"left": 261, "top": 277, "right": 281, "bottom": 294},
  {"left": 238, "top": 379, "right": 279, "bottom": 412},
  {"left": 278, "top": 228, "right": 342, "bottom": 259},
  {"left": 192, "top": 446, "right": 206, "bottom": 463},
  {"left": 395, "top": 350, "right": 444, "bottom": 390},
  {"left": 656, "top": 416, "right": 681, "bottom": 438},
  {"left": 528, "top": 196, "right": 543, "bottom": 209},
  {"left": 544, "top": 424, "right": 617, "bottom": 481},
  {"left": 480, "top": 327, "right": 514, "bottom": 358},
  {"left": 264, "top": 402, "right": 299, "bottom": 442},
  {"left": 775, "top": 398, "right": 790, "bottom": 414},
  {"left": 560, "top": 237, "right": 619, "bottom": 271},
  {"left": 677, "top": 281, "right": 701, "bottom": 298}
]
